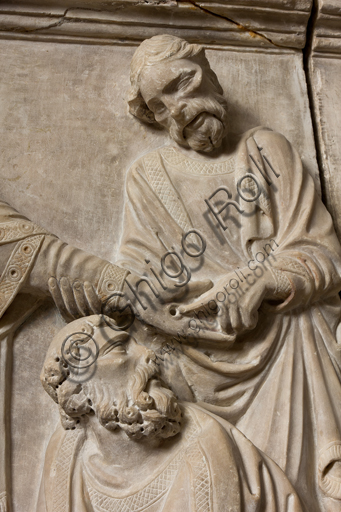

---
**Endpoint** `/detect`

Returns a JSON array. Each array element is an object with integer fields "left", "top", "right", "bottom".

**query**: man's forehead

[
  {"left": 139, "top": 58, "right": 201, "bottom": 101},
  {"left": 58, "top": 317, "right": 127, "bottom": 345}
]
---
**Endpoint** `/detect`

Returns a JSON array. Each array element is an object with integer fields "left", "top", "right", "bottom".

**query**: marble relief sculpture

[
  {"left": 38, "top": 315, "right": 303, "bottom": 512},
  {"left": 0, "top": 34, "right": 340, "bottom": 512}
]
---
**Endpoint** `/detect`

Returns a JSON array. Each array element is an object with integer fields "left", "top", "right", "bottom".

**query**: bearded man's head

[
  {"left": 128, "top": 34, "right": 228, "bottom": 153},
  {"left": 41, "top": 315, "right": 182, "bottom": 441}
]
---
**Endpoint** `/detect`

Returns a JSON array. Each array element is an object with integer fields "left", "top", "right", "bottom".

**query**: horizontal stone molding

[
  {"left": 0, "top": 0, "right": 313, "bottom": 49},
  {"left": 311, "top": 0, "right": 341, "bottom": 55}
]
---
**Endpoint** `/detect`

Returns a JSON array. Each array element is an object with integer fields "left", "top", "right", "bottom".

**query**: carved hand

[
  {"left": 123, "top": 274, "right": 235, "bottom": 343},
  {"left": 179, "top": 269, "right": 277, "bottom": 335},
  {"left": 22, "top": 235, "right": 128, "bottom": 322}
]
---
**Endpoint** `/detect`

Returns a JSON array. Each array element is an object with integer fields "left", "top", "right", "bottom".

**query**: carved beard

[
  {"left": 169, "top": 93, "right": 228, "bottom": 152},
  {"left": 83, "top": 363, "right": 182, "bottom": 440}
]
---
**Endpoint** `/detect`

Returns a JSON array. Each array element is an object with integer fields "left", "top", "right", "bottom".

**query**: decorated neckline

[{"left": 160, "top": 146, "right": 236, "bottom": 175}]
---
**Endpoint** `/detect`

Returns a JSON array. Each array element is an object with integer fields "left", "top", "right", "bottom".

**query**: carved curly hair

[
  {"left": 40, "top": 318, "right": 97, "bottom": 429},
  {"left": 41, "top": 317, "right": 182, "bottom": 440}
]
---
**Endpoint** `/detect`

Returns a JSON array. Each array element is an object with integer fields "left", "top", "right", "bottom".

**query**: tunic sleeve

[
  {"left": 0, "top": 199, "right": 49, "bottom": 318},
  {"left": 245, "top": 130, "right": 341, "bottom": 312}
]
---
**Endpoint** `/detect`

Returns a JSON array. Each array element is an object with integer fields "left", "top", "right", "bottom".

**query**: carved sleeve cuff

[
  {"left": 271, "top": 268, "right": 293, "bottom": 299},
  {"left": 97, "top": 263, "right": 130, "bottom": 308},
  {"left": 267, "top": 257, "right": 314, "bottom": 312},
  {"left": 0, "top": 219, "right": 50, "bottom": 244},
  {"left": 319, "top": 442, "right": 341, "bottom": 499}
]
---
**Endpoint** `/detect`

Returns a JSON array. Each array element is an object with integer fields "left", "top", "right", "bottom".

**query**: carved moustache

[
  {"left": 184, "top": 113, "right": 225, "bottom": 152},
  {"left": 129, "top": 359, "right": 159, "bottom": 404}
]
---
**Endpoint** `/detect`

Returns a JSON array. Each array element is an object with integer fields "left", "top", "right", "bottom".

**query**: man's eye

[
  {"left": 154, "top": 101, "right": 166, "bottom": 114},
  {"left": 102, "top": 343, "right": 126, "bottom": 356},
  {"left": 178, "top": 75, "right": 194, "bottom": 90}
]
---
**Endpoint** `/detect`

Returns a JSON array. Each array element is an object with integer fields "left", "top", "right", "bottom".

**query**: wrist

[
  {"left": 264, "top": 271, "right": 278, "bottom": 297},
  {"left": 23, "top": 235, "right": 61, "bottom": 296}
]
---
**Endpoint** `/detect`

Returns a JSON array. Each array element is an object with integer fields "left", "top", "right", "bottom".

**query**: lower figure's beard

[
  {"left": 83, "top": 366, "right": 182, "bottom": 440},
  {"left": 169, "top": 93, "right": 228, "bottom": 152}
]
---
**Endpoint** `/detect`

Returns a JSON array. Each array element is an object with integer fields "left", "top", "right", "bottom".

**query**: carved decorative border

[{"left": 0, "top": 0, "right": 312, "bottom": 49}]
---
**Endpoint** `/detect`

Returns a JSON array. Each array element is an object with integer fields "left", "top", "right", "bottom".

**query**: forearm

[
  {"left": 0, "top": 202, "right": 130, "bottom": 320},
  {"left": 24, "top": 235, "right": 130, "bottom": 320},
  {"left": 265, "top": 251, "right": 341, "bottom": 312}
]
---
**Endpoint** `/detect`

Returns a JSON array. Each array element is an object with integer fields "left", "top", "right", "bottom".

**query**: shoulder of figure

[
  {"left": 249, "top": 127, "right": 295, "bottom": 158},
  {"left": 126, "top": 148, "right": 164, "bottom": 181},
  {"left": 182, "top": 402, "right": 232, "bottom": 437}
]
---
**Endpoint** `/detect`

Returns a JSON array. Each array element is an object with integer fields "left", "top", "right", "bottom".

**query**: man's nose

[
  {"left": 135, "top": 343, "right": 155, "bottom": 364},
  {"left": 143, "top": 348, "right": 156, "bottom": 364},
  {"left": 162, "top": 97, "right": 186, "bottom": 120}
]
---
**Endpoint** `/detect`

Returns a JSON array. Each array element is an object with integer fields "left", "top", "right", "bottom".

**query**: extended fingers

[
  {"left": 48, "top": 277, "right": 101, "bottom": 322},
  {"left": 83, "top": 281, "right": 102, "bottom": 314},
  {"left": 185, "top": 279, "right": 214, "bottom": 300},
  {"left": 60, "top": 277, "right": 80, "bottom": 319},
  {"left": 240, "top": 307, "right": 258, "bottom": 331},
  {"left": 229, "top": 303, "right": 243, "bottom": 333},
  {"left": 73, "top": 280, "right": 92, "bottom": 317},
  {"left": 217, "top": 306, "right": 232, "bottom": 333},
  {"left": 178, "top": 299, "right": 205, "bottom": 315},
  {"left": 48, "top": 277, "right": 74, "bottom": 322},
  {"left": 163, "top": 279, "right": 213, "bottom": 304},
  {"left": 191, "top": 328, "right": 236, "bottom": 345}
]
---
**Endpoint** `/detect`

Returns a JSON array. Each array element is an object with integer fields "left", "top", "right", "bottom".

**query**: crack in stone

[
  {"left": 302, "top": 2, "right": 329, "bottom": 204},
  {"left": 138, "top": 0, "right": 177, "bottom": 4},
  {"left": 4, "top": 6, "right": 109, "bottom": 34},
  {"left": 27, "top": 8, "right": 70, "bottom": 33},
  {"left": 5, "top": 2, "right": 284, "bottom": 47},
  {"left": 183, "top": 0, "right": 281, "bottom": 48},
  {"left": 1, "top": 8, "right": 72, "bottom": 34}
]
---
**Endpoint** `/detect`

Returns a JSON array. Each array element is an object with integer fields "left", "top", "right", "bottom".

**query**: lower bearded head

[{"left": 41, "top": 315, "right": 182, "bottom": 441}]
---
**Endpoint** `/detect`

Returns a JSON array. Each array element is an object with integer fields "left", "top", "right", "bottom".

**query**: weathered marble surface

[
  {"left": 0, "top": 38, "right": 320, "bottom": 512},
  {"left": 12, "top": 303, "right": 62, "bottom": 511},
  {"left": 0, "top": 0, "right": 313, "bottom": 48},
  {"left": 0, "top": 40, "right": 319, "bottom": 262},
  {"left": 308, "top": 0, "right": 341, "bottom": 239},
  {"left": 0, "top": 2, "right": 340, "bottom": 511}
]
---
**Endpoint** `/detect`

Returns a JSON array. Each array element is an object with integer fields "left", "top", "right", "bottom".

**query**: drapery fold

[
  {"left": 117, "top": 128, "right": 341, "bottom": 510},
  {"left": 37, "top": 404, "right": 304, "bottom": 512}
]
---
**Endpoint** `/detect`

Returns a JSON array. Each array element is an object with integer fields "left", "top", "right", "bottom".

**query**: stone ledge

[{"left": 0, "top": 0, "right": 313, "bottom": 49}]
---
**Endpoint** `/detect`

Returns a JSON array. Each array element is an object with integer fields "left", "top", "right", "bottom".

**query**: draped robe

[
  {"left": 0, "top": 201, "right": 127, "bottom": 510},
  {"left": 117, "top": 127, "right": 341, "bottom": 511},
  {"left": 37, "top": 403, "right": 303, "bottom": 512}
]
